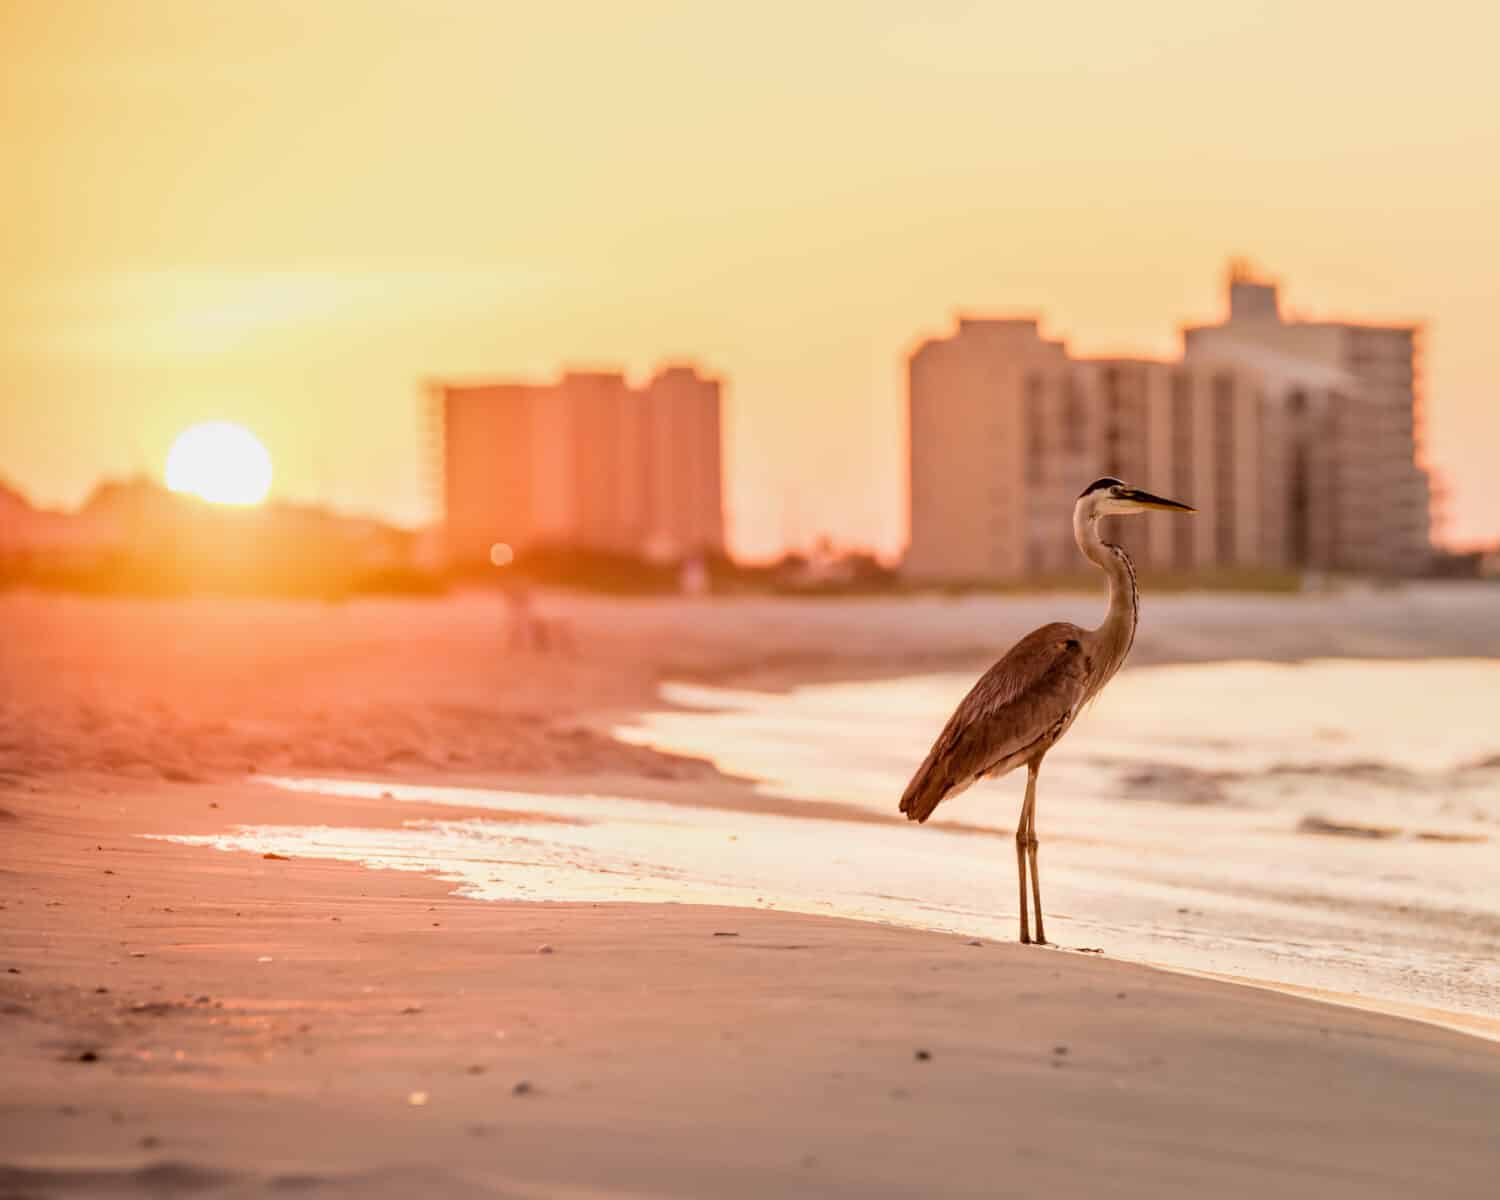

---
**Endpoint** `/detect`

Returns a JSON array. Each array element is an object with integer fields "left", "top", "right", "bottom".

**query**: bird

[{"left": 898, "top": 477, "right": 1196, "bottom": 945}]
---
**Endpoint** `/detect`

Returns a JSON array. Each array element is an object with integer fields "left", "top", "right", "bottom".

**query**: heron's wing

[{"left": 899, "top": 622, "right": 1091, "bottom": 823}]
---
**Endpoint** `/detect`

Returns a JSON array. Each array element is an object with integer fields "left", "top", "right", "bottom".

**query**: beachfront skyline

[{"left": 4, "top": 2, "right": 1499, "bottom": 556}]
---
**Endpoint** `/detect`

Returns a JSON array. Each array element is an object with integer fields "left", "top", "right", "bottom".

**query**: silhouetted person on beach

[
  {"left": 504, "top": 578, "right": 539, "bottom": 651},
  {"left": 503, "top": 577, "right": 575, "bottom": 654}
]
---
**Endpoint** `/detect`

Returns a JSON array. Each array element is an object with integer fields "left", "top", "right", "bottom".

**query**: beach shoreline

[
  {"left": 6, "top": 583, "right": 1500, "bottom": 787},
  {"left": 5, "top": 587, "right": 1500, "bottom": 1196},
  {"left": 5, "top": 772, "right": 1500, "bottom": 1199}
]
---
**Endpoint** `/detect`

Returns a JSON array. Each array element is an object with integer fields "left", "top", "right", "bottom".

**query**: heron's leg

[
  {"left": 1014, "top": 814, "right": 1030, "bottom": 945},
  {"left": 1024, "top": 761, "right": 1046, "bottom": 945},
  {"left": 1014, "top": 759, "right": 1050, "bottom": 948}
]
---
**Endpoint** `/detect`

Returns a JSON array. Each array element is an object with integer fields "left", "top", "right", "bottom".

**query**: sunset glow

[
  {"left": 165, "top": 422, "right": 273, "bottom": 506},
  {"left": 2, "top": 4, "right": 1498, "bottom": 553}
]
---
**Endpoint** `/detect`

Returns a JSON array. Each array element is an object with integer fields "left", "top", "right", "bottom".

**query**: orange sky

[{"left": 3, "top": 1, "right": 1498, "bottom": 557}]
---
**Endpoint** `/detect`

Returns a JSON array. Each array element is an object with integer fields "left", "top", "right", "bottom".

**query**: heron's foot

[
  {"left": 1033, "top": 934, "right": 1049, "bottom": 947},
  {"left": 1019, "top": 932, "right": 1032, "bottom": 945}
]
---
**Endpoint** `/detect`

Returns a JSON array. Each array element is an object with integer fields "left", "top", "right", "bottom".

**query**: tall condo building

[
  {"left": 434, "top": 364, "right": 724, "bottom": 566},
  {"left": 905, "top": 272, "right": 1432, "bottom": 581},
  {"left": 1182, "top": 270, "right": 1431, "bottom": 575},
  {"left": 907, "top": 319, "right": 1279, "bottom": 580}
]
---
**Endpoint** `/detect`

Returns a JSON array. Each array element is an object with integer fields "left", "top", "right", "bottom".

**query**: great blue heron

[{"left": 899, "top": 477, "right": 1196, "bottom": 945}]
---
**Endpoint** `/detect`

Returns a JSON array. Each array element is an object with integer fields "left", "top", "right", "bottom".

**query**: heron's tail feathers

[{"left": 899, "top": 759, "right": 950, "bottom": 824}]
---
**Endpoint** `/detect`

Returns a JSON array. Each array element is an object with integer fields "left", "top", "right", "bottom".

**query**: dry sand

[
  {"left": 4, "top": 586, "right": 1500, "bottom": 1197},
  {"left": 5, "top": 583, "right": 1500, "bottom": 785}
]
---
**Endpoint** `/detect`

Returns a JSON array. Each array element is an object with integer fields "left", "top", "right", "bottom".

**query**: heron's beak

[{"left": 1122, "top": 488, "right": 1196, "bottom": 513}]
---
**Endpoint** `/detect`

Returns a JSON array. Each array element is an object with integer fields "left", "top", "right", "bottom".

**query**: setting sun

[{"left": 164, "top": 421, "right": 273, "bottom": 506}]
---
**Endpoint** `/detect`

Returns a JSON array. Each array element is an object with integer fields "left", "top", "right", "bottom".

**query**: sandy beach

[
  {"left": 5, "top": 585, "right": 1500, "bottom": 1197},
  {"left": 7, "top": 583, "right": 1500, "bottom": 786}
]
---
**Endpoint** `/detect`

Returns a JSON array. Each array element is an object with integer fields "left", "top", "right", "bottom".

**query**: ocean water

[{"left": 160, "top": 659, "right": 1500, "bottom": 1035}]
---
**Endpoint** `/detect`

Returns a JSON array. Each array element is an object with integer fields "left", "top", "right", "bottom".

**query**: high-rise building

[
  {"left": 906, "top": 318, "right": 1283, "bottom": 581},
  {"left": 905, "top": 271, "right": 1432, "bottom": 581},
  {"left": 1182, "top": 269, "right": 1431, "bottom": 575},
  {"left": 907, "top": 318, "right": 1059, "bottom": 580},
  {"left": 643, "top": 365, "right": 724, "bottom": 562},
  {"left": 434, "top": 364, "right": 724, "bottom": 566}
]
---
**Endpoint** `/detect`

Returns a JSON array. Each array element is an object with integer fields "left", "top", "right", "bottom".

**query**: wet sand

[
  {"left": 5, "top": 775, "right": 1500, "bottom": 1199},
  {"left": 4, "top": 587, "right": 1500, "bottom": 1196}
]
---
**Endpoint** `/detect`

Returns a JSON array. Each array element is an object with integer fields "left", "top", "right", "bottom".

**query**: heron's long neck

[{"left": 1074, "top": 506, "right": 1138, "bottom": 673}]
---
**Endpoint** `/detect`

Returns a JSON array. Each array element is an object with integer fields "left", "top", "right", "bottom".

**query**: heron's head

[{"left": 1076, "top": 477, "right": 1197, "bottom": 519}]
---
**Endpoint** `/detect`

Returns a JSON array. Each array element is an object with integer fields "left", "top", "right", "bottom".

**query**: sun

[{"left": 165, "top": 421, "right": 273, "bottom": 506}]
